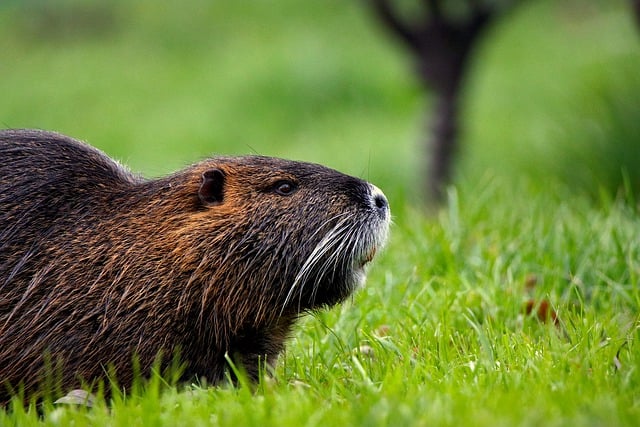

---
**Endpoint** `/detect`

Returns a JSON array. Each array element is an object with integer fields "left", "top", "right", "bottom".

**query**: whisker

[
  {"left": 280, "top": 214, "right": 356, "bottom": 316},
  {"left": 287, "top": 214, "right": 361, "bottom": 312}
]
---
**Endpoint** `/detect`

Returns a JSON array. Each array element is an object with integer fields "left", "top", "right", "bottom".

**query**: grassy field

[{"left": 1, "top": 0, "right": 640, "bottom": 425}]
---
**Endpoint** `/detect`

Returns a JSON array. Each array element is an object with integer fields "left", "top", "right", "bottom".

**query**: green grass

[
  {"left": 2, "top": 182, "right": 639, "bottom": 426},
  {"left": 1, "top": 0, "right": 640, "bottom": 425}
]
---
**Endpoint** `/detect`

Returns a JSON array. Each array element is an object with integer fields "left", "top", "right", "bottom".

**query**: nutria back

[{"left": 0, "top": 129, "right": 390, "bottom": 402}]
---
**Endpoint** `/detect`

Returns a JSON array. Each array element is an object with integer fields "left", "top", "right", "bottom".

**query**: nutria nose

[
  {"left": 370, "top": 184, "right": 389, "bottom": 218},
  {"left": 374, "top": 194, "right": 387, "bottom": 210}
]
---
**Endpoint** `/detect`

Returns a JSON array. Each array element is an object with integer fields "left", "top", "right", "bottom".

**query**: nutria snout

[{"left": 0, "top": 129, "right": 390, "bottom": 401}]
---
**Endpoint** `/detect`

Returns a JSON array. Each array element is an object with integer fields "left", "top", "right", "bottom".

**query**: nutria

[{"left": 0, "top": 129, "right": 390, "bottom": 402}]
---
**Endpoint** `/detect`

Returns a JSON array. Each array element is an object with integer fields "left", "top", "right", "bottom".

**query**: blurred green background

[{"left": 1, "top": 0, "right": 639, "bottom": 209}]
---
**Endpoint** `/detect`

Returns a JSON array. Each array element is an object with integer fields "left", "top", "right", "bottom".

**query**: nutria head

[
  {"left": 173, "top": 156, "right": 390, "bottom": 322},
  {"left": 0, "top": 129, "right": 390, "bottom": 399}
]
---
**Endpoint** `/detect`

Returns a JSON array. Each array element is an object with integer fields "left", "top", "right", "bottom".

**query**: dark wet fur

[{"left": 0, "top": 129, "right": 389, "bottom": 402}]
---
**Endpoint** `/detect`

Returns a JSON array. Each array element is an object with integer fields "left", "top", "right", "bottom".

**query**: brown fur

[{"left": 0, "top": 129, "right": 390, "bottom": 402}]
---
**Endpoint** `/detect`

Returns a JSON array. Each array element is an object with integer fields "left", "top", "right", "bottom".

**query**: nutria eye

[{"left": 273, "top": 180, "right": 297, "bottom": 196}]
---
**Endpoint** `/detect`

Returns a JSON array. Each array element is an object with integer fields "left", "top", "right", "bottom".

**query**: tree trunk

[
  {"left": 368, "top": 0, "right": 509, "bottom": 204},
  {"left": 428, "top": 89, "right": 459, "bottom": 202}
]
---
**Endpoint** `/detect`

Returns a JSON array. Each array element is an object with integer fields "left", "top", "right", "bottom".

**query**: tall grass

[{"left": 2, "top": 179, "right": 639, "bottom": 426}]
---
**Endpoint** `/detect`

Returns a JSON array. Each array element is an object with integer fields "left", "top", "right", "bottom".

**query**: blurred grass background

[{"left": 2, "top": 0, "right": 639, "bottom": 208}]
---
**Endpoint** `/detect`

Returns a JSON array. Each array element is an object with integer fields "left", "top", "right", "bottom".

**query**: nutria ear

[{"left": 199, "top": 169, "right": 225, "bottom": 206}]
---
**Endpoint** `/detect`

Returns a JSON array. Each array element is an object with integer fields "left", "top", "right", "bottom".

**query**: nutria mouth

[{"left": 361, "top": 247, "right": 377, "bottom": 266}]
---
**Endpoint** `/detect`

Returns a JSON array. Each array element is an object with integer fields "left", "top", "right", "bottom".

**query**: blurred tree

[
  {"left": 13, "top": 0, "right": 119, "bottom": 41},
  {"left": 633, "top": 0, "right": 640, "bottom": 26},
  {"left": 368, "top": 0, "right": 523, "bottom": 204}
]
